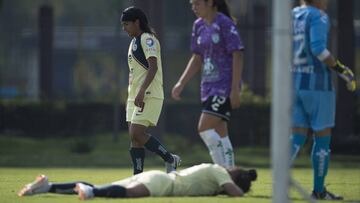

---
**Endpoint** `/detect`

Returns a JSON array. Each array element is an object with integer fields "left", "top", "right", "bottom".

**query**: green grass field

[{"left": 0, "top": 133, "right": 359, "bottom": 202}]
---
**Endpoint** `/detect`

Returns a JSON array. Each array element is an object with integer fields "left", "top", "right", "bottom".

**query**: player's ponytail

[
  {"left": 121, "top": 6, "right": 156, "bottom": 35},
  {"left": 208, "top": 0, "right": 236, "bottom": 23},
  {"left": 303, "top": 0, "right": 314, "bottom": 3},
  {"left": 213, "top": 0, "right": 231, "bottom": 19}
]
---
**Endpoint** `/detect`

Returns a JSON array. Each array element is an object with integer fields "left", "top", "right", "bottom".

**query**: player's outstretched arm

[{"left": 222, "top": 183, "right": 244, "bottom": 197}]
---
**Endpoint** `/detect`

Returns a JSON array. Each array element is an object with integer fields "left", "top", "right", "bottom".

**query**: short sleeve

[
  {"left": 141, "top": 33, "right": 158, "bottom": 59},
  {"left": 191, "top": 21, "right": 201, "bottom": 54},
  {"left": 221, "top": 19, "right": 244, "bottom": 54},
  {"left": 209, "top": 164, "right": 234, "bottom": 186}
]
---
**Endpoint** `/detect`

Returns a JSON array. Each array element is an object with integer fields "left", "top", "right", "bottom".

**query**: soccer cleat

[
  {"left": 18, "top": 175, "right": 51, "bottom": 196},
  {"left": 165, "top": 154, "right": 181, "bottom": 173},
  {"left": 311, "top": 189, "right": 343, "bottom": 200},
  {"left": 75, "top": 183, "right": 94, "bottom": 200}
]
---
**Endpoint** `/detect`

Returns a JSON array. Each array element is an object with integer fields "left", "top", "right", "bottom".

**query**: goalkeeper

[
  {"left": 18, "top": 163, "right": 257, "bottom": 200},
  {"left": 291, "top": 0, "right": 356, "bottom": 200}
]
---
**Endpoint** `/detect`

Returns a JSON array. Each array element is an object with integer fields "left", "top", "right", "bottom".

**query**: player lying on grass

[{"left": 18, "top": 163, "right": 257, "bottom": 200}]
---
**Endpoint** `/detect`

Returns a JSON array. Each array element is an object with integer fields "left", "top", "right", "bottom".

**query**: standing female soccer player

[
  {"left": 291, "top": 0, "right": 356, "bottom": 200},
  {"left": 121, "top": 7, "right": 180, "bottom": 175},
  {"left": 172, "top": 0, "right": 244, "bottom": 168}
]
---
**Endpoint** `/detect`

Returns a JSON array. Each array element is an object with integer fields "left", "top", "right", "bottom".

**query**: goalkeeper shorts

[{"left": 292, "top": 90, "right": 335, "bottom": 131}]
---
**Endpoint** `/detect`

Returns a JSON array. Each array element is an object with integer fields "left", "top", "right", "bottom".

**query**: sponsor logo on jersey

[
  {"left": 294, "top": 21, "right": 305, "bottom": 34},
  {"left": 230, "top": 26, "right": 239, "bottom": 36},
  {"left": 197, "top": 36, "right": 202, "bottom": 45},
  {"left": 291, "top": 65, "right": 314, "bottom": 74},
  {"left": 146, "top": 38, "right": 154, "bottom": 47},
  {"left": 145, "top": 47, "right": 157, "bottom": 53},
  {"left": 212, "top": 23, "right": 220, "bottom": 30}
]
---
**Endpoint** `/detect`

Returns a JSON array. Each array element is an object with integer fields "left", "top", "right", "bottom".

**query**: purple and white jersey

[{"left": 191, "top": 12, "right": 244, "bottom": 102}]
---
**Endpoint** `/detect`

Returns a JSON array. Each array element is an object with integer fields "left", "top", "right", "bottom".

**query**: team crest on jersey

[
  {"left": 132, "top": 43, "right": 137, "bottom": 51},
  {"left": 146, "top": 38, "right": 154, "bottom": 47},
  {"left": 211, "top": 33, "right": 220, "bottom": 44}
]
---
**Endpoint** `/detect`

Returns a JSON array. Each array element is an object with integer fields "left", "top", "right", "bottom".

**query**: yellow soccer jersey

[
  {"left": 171, "top": 163, "right": 234, "bottom": 196},
  {"left": 127, "top": 32, "right": 164, "bottom": 101}
]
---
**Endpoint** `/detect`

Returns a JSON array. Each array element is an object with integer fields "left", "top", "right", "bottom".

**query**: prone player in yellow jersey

[
  {"left": 120, "top": 7, "right": 180, "bottom": 175},
  {"left": 18, "top": 163, "right": 257, "bottom": 200}
]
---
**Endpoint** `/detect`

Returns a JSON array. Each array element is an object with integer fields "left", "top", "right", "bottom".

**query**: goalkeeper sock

[
  {"left": 311, "top": 135, "right": 331, "bottom": 193},
  {"left": 221, "top": 136, "right": 235, "bottom": 168},
  {"left": 290, "top": 132, "right": 307, "bottom": 163},
  {"left": 129, "top": 147, "right": 145, "bottom": 175},
  {"left": 199, "top": 129, "right": 225, "bottom": 166},
  {"left": 144, "top": 135, "right": 174, "bottom": 163},
  {"left": 93, "top": 185, "right": 127, "bottom": 198}
]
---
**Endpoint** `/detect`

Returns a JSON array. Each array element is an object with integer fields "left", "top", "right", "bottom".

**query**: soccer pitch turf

[{"left": 1, "top": 167, "right": 359, "bottom": 203}]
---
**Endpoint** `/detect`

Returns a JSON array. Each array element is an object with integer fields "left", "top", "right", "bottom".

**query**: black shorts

[{"left": 202, "top": 96, "right": 231, "bottom": 121}]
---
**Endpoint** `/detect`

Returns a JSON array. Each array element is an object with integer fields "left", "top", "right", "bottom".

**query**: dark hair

[
  {"left": 204, "top": 0, "right": 231, "bottom": 19},
  {"left": 121, "top": 6, "right": 155, "bottom": 34},
  {"left": 233, "top": 168, "right": 257, "bottom": 193}
]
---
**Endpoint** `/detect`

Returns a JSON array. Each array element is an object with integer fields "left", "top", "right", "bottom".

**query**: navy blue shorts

[{"left": 202, "top": 96, "right": 231, "bottom": 121}]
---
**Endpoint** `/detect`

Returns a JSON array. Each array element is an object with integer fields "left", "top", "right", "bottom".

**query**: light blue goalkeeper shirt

[{"left": 292, "top": 5, "right": 334, "bottom": 91}]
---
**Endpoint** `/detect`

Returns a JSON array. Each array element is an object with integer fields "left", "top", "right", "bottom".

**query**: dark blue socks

[
  {"left": 93, "top": 185, "right": 127, "bottom": 198},
  {"left": 129, "top": 147, "right": 145, "bottom": 175},
  {"left": 49, "top": 182, "right": 93, "bottom": 194},
  {"left": 144, "top": 136, "right": 174, "bottom": 163}
]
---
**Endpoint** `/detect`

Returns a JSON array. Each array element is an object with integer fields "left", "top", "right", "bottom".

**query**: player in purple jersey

[{"left": 172, "top": 0, "right": 244, "bottom": 169}]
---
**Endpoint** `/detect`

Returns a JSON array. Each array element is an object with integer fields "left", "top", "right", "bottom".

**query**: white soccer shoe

[
  {"left": 18, "top": 175, "right": 51, "bottom": 196},
  {"left": 75, "top": 183, "right": 94, "bottom": 200},
  {"left": 165, "top": 154, "right": 181, "bottom": 173}
]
